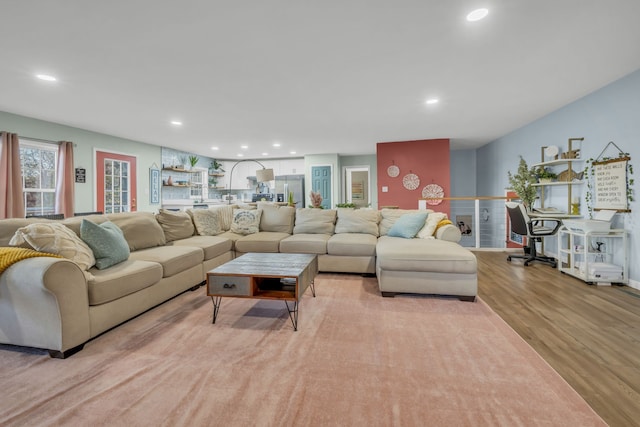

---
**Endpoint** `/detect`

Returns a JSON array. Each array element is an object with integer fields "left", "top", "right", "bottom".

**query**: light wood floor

[{"left": 474, "top": 250, "right": 640, "bottom": 427}]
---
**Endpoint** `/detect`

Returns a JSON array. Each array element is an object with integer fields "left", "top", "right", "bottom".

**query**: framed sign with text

[{"left": 150, "top": 168, "right": 160, "bottom": 204}]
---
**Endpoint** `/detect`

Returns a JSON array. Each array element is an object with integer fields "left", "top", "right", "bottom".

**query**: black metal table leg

[
  {"left": 211, "top": 296, "right": 222, "bottom": 324},
  {"left": 284, "top": 300, "right": 299, "bottom": 331}
]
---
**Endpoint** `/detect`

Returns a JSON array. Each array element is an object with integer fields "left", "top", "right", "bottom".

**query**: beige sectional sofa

[{"left": 0, "top": 204, "right": 476, "bottom": 358}]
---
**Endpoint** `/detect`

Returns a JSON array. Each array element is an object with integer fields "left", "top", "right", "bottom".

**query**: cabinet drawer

[{"left": 208, "top": 275, "right": 251, "bottom": 296}]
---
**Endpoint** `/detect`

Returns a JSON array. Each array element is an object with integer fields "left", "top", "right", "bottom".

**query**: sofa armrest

[
  {"left": 435, "top": 223, "right": 462, "bottom": 243},
  {"left": 0, "top": 257, "right": 90, "bottom": 354}
]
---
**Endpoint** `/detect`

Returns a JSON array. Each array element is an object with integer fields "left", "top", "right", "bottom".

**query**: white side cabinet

[{"left": 558, "top": 226, "right": 629, "bottom": 285}]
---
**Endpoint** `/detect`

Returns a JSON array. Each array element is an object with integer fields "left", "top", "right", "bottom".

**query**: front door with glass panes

[{"left": 96, "top": 151, "right": 137, "bottom": 214}]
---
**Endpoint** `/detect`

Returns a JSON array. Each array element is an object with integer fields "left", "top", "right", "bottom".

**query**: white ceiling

[{"left": 1, "top": 1, "right": 640, "bottom": 160}]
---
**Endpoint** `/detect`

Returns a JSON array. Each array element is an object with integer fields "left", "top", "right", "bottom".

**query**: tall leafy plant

[{"left": 507, "top": 156, "right": 538, "bottom": 208}]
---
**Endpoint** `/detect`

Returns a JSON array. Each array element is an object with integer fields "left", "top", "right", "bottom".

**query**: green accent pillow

[
  {"left": 80, "top": 219, "right": 130, "bottom": 269},
  {"left": 387, "top": 212, "right": 429, "bottom": 239}
]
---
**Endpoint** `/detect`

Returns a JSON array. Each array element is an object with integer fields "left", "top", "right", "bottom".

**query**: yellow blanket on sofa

[{"left": 0, "top": 247, "right": 63, "bottom": 274}]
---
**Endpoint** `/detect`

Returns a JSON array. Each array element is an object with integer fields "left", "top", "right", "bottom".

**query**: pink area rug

[{"left": 0, "top": 274, "right": 605, "bottom": 426}]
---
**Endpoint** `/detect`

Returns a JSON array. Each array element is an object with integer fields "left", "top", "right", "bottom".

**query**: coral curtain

[
  {"left": 0, "top": 132, "right": 25, "bottom": 219},
  {"left": 55, "top": 141, "right": 75, "bottom": 218}
]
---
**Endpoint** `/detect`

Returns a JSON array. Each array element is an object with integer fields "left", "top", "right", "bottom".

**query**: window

[
  {"left": 103, "top": 158, "right": 130, "bottom": 214},
  {"left": 20, "top": 140, "right": 58, "bottom": 217},
  {"left": 189, "top": 168, "right": 208, "bottom": 201}
]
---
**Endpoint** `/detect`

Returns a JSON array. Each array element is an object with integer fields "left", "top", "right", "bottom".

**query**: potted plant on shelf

[
  {"left": 536, "top": 167, "right": 558, "bottom": 183},
  {"left": 209, "top": 159, "right": 225, "bottom": 173},
  {"left": 507, "top": 156, "right": 538, "bottom": 209},
  {"left": 188, "top": 155, "right": 200, "bottom": 169},
  {"left": 177, "top": 155, "right": 188, "bottom": 170}
]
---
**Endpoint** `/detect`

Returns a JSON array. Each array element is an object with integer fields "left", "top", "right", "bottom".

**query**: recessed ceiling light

[
  {"left": 170, "top": 120, "right": 183, "bottom": 126},
  {"left": 425, "top": 98, "right": 439, "bottom": 105},
  {"left": 36, "top": 74, "right": 57, "bottom": 82},
  {"left": 273, "top": 143, "right": 281, "bottom": 148},
  {"left": 466, "top": 8, "right": 488, "bottom": 22},
  {"left": 237, "top": 153, "right": 244, "bottom": 157},
  {"left": 241, "top": 145, "right": 248, "bottom": 150},
  {"left": 211, "top": 146, "right": 219, "bottom": 151},
  {"left": 262, "top": 152, "right": 269, "bottom": 156},
  {"left": 290, "top": 151, "right": 296, "bottom": 155}
]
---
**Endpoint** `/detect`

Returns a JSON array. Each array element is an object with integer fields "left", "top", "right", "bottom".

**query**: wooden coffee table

[{"left": 206, "top": 253, "right": 318, "bottom": 330}]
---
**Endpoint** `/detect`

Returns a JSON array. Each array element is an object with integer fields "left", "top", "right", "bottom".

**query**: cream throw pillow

[
  {"left": 9, "top": 222, "right": 95, "bottom": 271},
  {"left": 188, "top": 209, "right": 222, "bottom": 236},
  {"left": 417, "top": 212, "right": 448, "bottom": 239},
  {"left": 230, "top": 209, "right": 262, "bottom": 235},
  {"left": 334, "top": 209, "right": 380, "bottom": 236},
  {"left": 209, "top": 205, "right": 234, "bottom": 231},
  {"left": 155, "top": 209, "right": 195, "bottom": 242}
]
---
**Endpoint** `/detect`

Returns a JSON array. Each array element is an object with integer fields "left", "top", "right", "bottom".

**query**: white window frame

[
  {"left": 19, "top": 139, "right": 58, "bottom": 217},
  {"left": 189, "top": 167, "right": 208, "bottom": 201}
]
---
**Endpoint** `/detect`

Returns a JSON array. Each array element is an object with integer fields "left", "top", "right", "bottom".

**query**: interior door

[
  {"left": 311, "top": 166, "right": 331, "bottom": 209},
  {"left": 96, "top": 151, "right": 137, "bottom": 213}
]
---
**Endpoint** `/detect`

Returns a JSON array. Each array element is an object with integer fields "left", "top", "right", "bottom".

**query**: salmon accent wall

[{"left": 376, "top": 139, "right": 450, "bottom": 214}]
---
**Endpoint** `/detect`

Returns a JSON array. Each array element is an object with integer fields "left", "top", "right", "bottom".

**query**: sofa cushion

[
  {"left": 156, "top": 209, "right": 195, "bottom": 242},
  {"left": 257, "top": 203, "right": 295, "bottom": 233},
  {"left": 230, "top": 209, "right": 262, "bottom": 235},
  {"left": 80, "top": 220, "right": 130, "bottom": 269},
  {"left": 209, "top": 205, "right": 235, "bottom": 231},
  {"left": 169, "top": 235, "right": 232, "bottom": 260},
  {"left": 188, "top": 208, "right": 222, "bottom": 236},
  {"left": 9, "top": 222, "right": 95, "bottom": 271},
  {"left": 387, "top": 212, "right": 429, "bottom": 238},
  {"left": 279, "top": 233, "right": 331, "bottom": 254},
  {"left": 61, "top": 214, "right": 108, "bottom": 237},
  {"left": 379, "top": 208, "right": 433, "bottom": 236},
  {"left": 107, "top": 212, "right": 166, "bottom": 251},
  {"left": 376, "top": 236, "right": 476, "bottom": 274},
  {"left": 293, "top": 209, "right": 337, "bottom": 234},
  {"left": 334, "top": 209, "right": 379, "bottom": 236},
  {"left": 327, "top": 233, "right": 377, "bottom": 256},
  {"left": 87, "top": 259, "right": 163, "bottom": 305},
  {"left": 235, "top": 232, "right": 291, "bottom": 253},
  {"left": 417, "top": 212, "right": 447, "bottom": 239},
  {"left": 129, "top": 245, "right": 203, "bottom": 277}
]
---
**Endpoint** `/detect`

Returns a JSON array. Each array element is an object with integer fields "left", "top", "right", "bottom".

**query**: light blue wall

[
  {"left": 478, "top": 68, "right": 640, "bottom": 283},
  {"left": 450, "top": 149, "right": 477, "bottom": 197},
  {"left": 1, "top": 111, "right": 163, "bottom": 213}
]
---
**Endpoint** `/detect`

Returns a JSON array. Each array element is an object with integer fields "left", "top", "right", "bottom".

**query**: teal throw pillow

[
  {"left": 80, "top": 219, "right": 130, "bottom": 269},
  {"left": 387, "top": 212, "right": 429, "bottom": 239}
]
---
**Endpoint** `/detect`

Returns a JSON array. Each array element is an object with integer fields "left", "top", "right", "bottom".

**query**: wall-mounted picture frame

[{"left": 150, "top": 167, "right": 160, "bottom": 204}]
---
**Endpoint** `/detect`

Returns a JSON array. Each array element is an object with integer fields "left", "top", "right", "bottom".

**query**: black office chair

[{"left": 506, "top": 202, "right": 562, "bottom": 267}]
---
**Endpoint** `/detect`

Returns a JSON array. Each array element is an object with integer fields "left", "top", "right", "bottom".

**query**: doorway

[
  {"left": 96, "top": 151, "right": 137, "bottom": 214},
  {"left": 344, "top": 166, "right": 370, "bottom": 208}
]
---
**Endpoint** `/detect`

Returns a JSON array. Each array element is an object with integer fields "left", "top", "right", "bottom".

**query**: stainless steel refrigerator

[{"left": 274, "top": 174, "right": 305, "bottom": 208}]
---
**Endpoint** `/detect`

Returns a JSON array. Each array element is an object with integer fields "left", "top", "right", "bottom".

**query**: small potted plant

[
  {"left": 336, "top": 202, "right": 356, "bottom": 209},
  {"left": 536, "top": 167, "right": 558, "bottom": 183},
  {"left": 188, "top": 155, "right": 200, "bottom": 169},
  {"left": 209, "top": 159, "right": 225, "bottom": 173}
]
